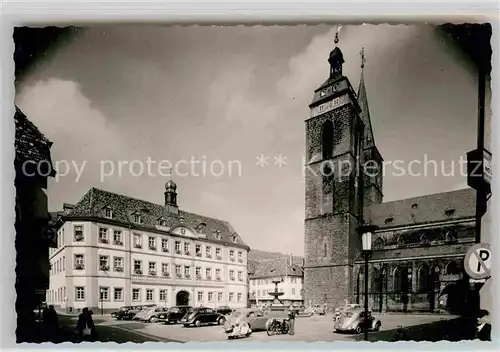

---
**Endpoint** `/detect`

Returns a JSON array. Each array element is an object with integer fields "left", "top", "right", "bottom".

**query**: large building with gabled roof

[{"left": 48, "top": 182, "right": 250, "bottom": 312}]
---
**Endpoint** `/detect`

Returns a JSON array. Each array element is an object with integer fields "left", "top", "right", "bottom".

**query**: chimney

[{"left": 289, "top": 253, "right": 293, "bottom": 266}]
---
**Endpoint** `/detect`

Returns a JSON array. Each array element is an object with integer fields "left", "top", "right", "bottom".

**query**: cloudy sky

[{"left": 15, "top": 24, "right": 491, "bottom": 256}]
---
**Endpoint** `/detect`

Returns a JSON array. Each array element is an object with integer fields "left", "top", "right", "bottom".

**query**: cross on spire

[
  {"left": 360, "top": 46, "right": 366, "bottom": 69},
  {"left": 334, "top": 25, "right": 342, "bottom": 46}
]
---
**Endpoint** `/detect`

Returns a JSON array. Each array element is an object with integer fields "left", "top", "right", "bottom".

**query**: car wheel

[
  {"left": 194, "top": 320, "right": 201, "bottom": 327},
  {"left": 374, "top": 322, "right": 381, "bottom": 332},
  {"left": 355, "top": 325, "right": 362, "bottom": 334},
  {"left": 149, "top": 316, "right": 158, "bottom": 323},
  {"left": 218, "top": 317, "right": 226, "bottom": 325}
]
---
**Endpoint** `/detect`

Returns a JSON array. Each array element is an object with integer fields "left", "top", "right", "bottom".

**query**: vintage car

[
  {"left": 223, "top": 308, "right": 270, "bottom": 334},
  {"left": 333, "top": 304, "right": 362, "bottom": 319},
  {"left": 157, "top": 306, "right": 192, "bottom": 324},
  {"left": 180, "top": 307, "right": 226, "bottom": 327},
  {"left": 139, "top": 307, "right": 169, "bottom": 323},
  {"left": 334, "top": 308, "right": 381, "bottom": 334},
  {"left": 216, "top": 305, "right": 233, "bottom": 315},
  {"left": 133, "top": 305, "right": 158, "bottom": 321},
  {"left": 111, "top": 306, "right": 135, "bottom": 320}
]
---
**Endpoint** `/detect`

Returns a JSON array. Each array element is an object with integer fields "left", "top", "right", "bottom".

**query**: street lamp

[{"left": 360, "top": 225, "right": 377, "bottom": 341}]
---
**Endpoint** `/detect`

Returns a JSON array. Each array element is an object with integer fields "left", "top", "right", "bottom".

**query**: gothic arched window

[
  {"left": 445, "top": 230, "right": 457, "bottom": 243},
  {"left": 393, "top": 267, "right": 402, "bottom": 292},
  {"left": 417, "top": 264, "right": 429, "bottom": 293},
  {"left": 445, "top": 261, "right": 460, "bottom": 275},
  {"left": 322, "top": 120, "right": 334, "bottom": 160},
  {"left": 373, "top": 237, "right": 384, "bottom": 250},
  {"left": 420, "top": 234, "right": 430, "bottom": 246}
]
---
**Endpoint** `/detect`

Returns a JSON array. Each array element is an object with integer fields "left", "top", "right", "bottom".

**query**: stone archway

[{"left": 176, "top": 290, "right": 190, "bottom": 306}]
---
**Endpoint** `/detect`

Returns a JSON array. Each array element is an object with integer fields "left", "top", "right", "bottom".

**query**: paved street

[{"left": 100, "top": 313, "right": 455, "bottom": 342}]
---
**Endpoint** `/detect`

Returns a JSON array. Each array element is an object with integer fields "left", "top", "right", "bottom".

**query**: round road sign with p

[{"left": 464, "top": 243, "right": 491, "bottom": 280}]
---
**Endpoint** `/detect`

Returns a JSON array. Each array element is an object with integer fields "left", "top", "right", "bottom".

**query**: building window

[
  {"left": 322, "top": 120, "right": 334, "bottom": 160},
  {"left": 232, "top": 235, "right": 238, "bottom": 243},
  {"left": 132, "top": 288, "right": 140, "bottom": 301},
  {"left": 148, "top": 236, "right": 156, "bottom": 250},
  {"left": 196, "top": 267, "right": 202, "bottom": 279},
  {"left": 206, "top": 268, "right": 212, "bottom": 279},
  {"left": 229, "top": 270, "right": 235, "bottom": 281},
  {"left": 134, "top": 260, "right": 142, "bottom": 274},
  {"left": 113, "top": 230, "right": 123, "bottom": 245},
  {"left": 99, "top": 256, "right": 109, "bottom": 271},
  {"left": 215, "top": 231, "right": 222, "bottom": 240},
  {"left": 229, "top": 250, "right": 235, "bottom": 261},
  {"left": 238, "top": 251, "right": 243, "bottom": 262},
  {"left": 208, "top": 292, "right": 214, "bottom": 302},
  {"left": 292, "top": 288, "right": 296, "bottom": 295},
  {"left": 417, "top": 264, "right": 429, "bottom": 293},
  {"left": 184, "top": 265, "right": 191, "bottom": 278},
  {"left": 238, "top": 271, "right": 243, "bottom": 281},
  {"left": 133, "top": 213, "right": 142, "bottom": 224},
  {"left": 105, "top": 208, "right": 113, "bottom": 219},
  {"left": 195, "top": 244, "right": 202, "bottom": 257},
  {"left": 216, "top": 248, "right": 222, "bottom": 260},
  {"left": 159, "top": 218, "right": 167, "bottom": 226},
  {"left": 159, "top": 289, "right": 167, "bottom": 302},
  {"left": 291, "top": 277, "right": 297, "bottom": 284},
  {"left": 99, "top": 287, "right": 109, "bottom": 301},
  {"left": 175, "top": 241, "right": 181, "bottom": 254},
  {"left": 229, "top": 292, "right": 234, "bottom": 302},
  {"left": 149, "top": 262, "right": 157, "bottom": 275},
  {"left": 146, "top": 289, "right": 153, "bottom": 301},
  {"left": 133, "top": 233, "right": 142, "bottom": 249},
  {"left": 162, "top": 263, "right": 169, "bottom": 276},
  {"left": 184, "top": 242, "right": 191, "bottom": 255},
  {"left": 99, "top": 228, "right": 109, "bottom": 243},
  {"left": 62, "top": 257, "right": 65, "bottom": 270},
  {"left": 420, "top": 234, "right": 430, "bottom": 246},
  {"left": 74, "top": 225, "right": 84, "bottom": 242},
  {"left": 175, "top": 265, "right": 182, "bottom": 278},
  {"left": 446, "top": 261, "right": 460, "bottom": 275},
  {"left": 217, "top": 292, "right": 223, "bottom": 302},
  {"left": 114, "top": 288, "right": 123, "bottom": 301},
  {"left": 216, "top": 269, "right": 221, "bottom": 280},
  {"left": 75, "top": 286, "right": 85, "bottom": 301},
  {"left": 237, "top": 293, "right": 242, "bottom": 302},
  {"left": 206, "top": 246, "right": 212, "bottom": 258},
  {"left": 113, "top": 257, "right": 124, "bottom": 272},
  {"left": 161, "top": 238, "right": 169, "bottom": 252},
  {"left": 197, "top": 291, "right": 203, "bottom": 302},
  {"left": 75, "top": 254, "right": 85, "bottom": 270}
]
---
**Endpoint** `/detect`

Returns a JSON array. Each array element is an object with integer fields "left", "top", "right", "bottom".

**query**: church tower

[{"left": 304, "top": 31, "right": 375, "bottom": 308}]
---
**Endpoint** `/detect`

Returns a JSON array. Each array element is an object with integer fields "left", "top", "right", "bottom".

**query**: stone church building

[{"left": 303, "top": 34, "right": 476, "bottom": 313}]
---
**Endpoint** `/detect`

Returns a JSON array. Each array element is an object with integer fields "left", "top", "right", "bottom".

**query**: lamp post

[{"left": 360, "top": 225, "right": 377, "bottom": 341}]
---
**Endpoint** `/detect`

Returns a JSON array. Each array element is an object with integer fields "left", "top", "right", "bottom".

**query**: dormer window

[
  {"left": 385, "top": 217, "right": 394, "bottom": 225},
  {"left": 158, "top": 218, "right": 167, "bottom": 227},
  {"left": 133, "top": 213, "right": 142, "bottom": 224},
  {"left": 232, "top": 234, "right": 239, "bottom": 243},
  {"left": 214, "top": 230, "right": 222, "bottom": 240},
  {"left": 445, "top": 209, "right": 456, "bottom": 217},
  {"left": 411, "top": 204, "right": 418, "bottom": 210},
  {"left": 104, "top": 207, "right": 113, "bottom": 219}
]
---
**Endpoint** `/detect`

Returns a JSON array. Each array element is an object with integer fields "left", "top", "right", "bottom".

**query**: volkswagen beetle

[{"left": 334, "top": 308, "right": 381, "bottom": 334}]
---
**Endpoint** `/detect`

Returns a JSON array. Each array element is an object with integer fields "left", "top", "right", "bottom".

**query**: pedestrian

[
  {"left": 76, "top": 308, "right": 97, "bottom": 342},
  {"left": 42, "top": 305, "right": 59, "bottom": 342},
  {"left": 287, "top": 308, "right": 295, "bottom": 335},
  {"left": 475, "top": 309, "right": 491, "bottom": 341}
]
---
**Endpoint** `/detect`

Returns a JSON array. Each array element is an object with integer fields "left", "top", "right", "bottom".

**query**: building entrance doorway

[{"left": 176, "top": 290, "right": 190, "bottom": 306}]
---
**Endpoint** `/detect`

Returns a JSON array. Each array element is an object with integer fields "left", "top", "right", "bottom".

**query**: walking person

[
  {"left": 76, "top": 308, "right": 97, "bottom": 342},
  {"left": 287, "top": 308, "right": 295, "bottom": 335},
  {"left": 42, "top": 305, "right": 60, "bottom": 342}
]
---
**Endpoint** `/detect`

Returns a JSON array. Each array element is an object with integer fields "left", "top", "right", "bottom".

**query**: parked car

[
  {"left": 112, "top": 306, "right": 134, "bottom": 320},
  {"left": 216, "top": 306, "right": 233, "bottom": 315},
  {"left": 334, "top": 308, "right": 381, "bottom": 334},
  {"left": 157, "top": 306, "right": 192, "bottom": 324},
  {"left": 134, "top": 306, "right": 158, "bottom": 321},
  {"left": 223, "top": 308, "right": 269, "bottom": 333},
  {"left": 334, "top": 304, "right": 362, "bottom": 319},
  {"left": 139, "top": 307, "right": 169, "bottom": 323},
  {"left": 180, "top": 307, "right": 226, "bottom": 327}
]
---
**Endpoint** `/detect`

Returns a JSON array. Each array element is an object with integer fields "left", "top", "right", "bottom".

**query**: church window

[
  {"left": 445, "top": 230, "right": 457, "bottom": 243},
  {"left": 417, "top": 264, "right": 429, "bottom": 293},
  {"left": 397, "top": 235, "right": 405, "bottom": 247},
  {"left": 373, "top": 237, "right": 384, "bottom": 250},
  {"left": 393, "top": 267, "right": 402, "bottom": 292},
  {"left": 420, "top": 234, "right": 430, "bottom": 246},
  {"left": 321, "top": 120, "right": 334, "bottom": 160},
  {"left": 445, "top": 261, "right": 460, "bottom": 275}
]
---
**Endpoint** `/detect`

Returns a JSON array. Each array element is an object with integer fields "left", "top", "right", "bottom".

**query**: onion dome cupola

[
  {"left": 164, "top": 179, "right": 179, "bottom": 214},
  {"left": 328, "top": 32, "right": 345, "bottom": 77}
]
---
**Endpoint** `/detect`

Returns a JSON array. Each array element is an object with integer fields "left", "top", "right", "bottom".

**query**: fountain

[{"left": 268, "top": 279, "right": 287, "bottom": 312}]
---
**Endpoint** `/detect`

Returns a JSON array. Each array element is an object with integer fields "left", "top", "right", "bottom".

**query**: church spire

[
  {"left": 328, "top": 25, "right": 344, "bottom": 77},
  {"left": 357, "top": 46, "right": 375, "bottom": 148}
]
